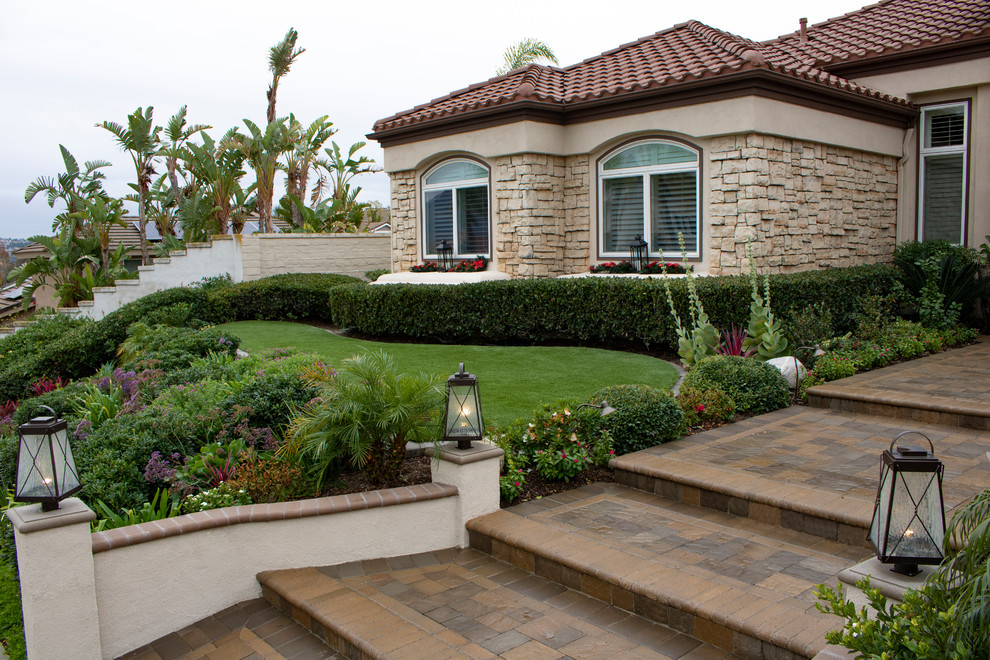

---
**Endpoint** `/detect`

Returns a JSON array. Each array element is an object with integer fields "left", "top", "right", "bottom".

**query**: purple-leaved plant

[{"left": 716, "top": 325, "right": 756, "bottom": 358}]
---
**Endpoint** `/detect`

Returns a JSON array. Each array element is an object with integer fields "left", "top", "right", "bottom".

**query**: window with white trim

[
  {"left": 919, "top": 103, "right": 968, "bottom": 244},
  {"left": 422, "top": 159, "right": 490, "bottom": 259},
  {"left": 598, "top": 140, "right": 700, "bottom": 258}
]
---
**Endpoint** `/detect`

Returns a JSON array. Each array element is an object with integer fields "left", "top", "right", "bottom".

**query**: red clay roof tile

[{"left": 373, "top": 0, "right": 985, "bottom": 137}]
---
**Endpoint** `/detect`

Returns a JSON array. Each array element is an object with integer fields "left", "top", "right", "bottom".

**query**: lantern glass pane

[
  {"left": 869, "top": 464, "right": 893, "bottom": 553},
  {"left": 16, "top": 432, "right": 57, "bottom": 499},
  {"left": 886, "top": 471, "right": 944, "bottom": 559},
  {"left": 53, "top": 427, "right": 81, "bottom": 494},
  {"left": 445, "top": 384, "right": 481, "bottom": 438}
]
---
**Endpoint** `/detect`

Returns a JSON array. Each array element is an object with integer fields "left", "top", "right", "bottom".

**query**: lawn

[{"left": 219, "top": 321, "right": 680, "bottom": 426}]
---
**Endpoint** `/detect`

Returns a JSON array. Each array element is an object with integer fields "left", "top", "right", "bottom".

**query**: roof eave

[
  {"left": 823, "top": 32, "right": 990, "bottom": 79},
  {"left": 369, "top": 68, "right": 917, "bottom": 149}
]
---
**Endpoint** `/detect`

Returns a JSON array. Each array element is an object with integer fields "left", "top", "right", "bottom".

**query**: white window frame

[
  {"left": 421, "top": 159, "right": 491, "bottom": 260},
  {"left": 918, "top": 102, "right": 969, "bottom": 245},
  {"left": 597, "top": 139, "right": 701, "bottom": 259}
]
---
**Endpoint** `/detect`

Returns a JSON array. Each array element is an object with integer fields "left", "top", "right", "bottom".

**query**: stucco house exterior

[{"left": 369, "top": 0, "right": 989, "bottom": 277}]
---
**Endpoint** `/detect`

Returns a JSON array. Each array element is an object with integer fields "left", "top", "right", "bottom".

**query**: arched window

[
  {"left": 422, "top": 159, "right": 490, "bottom": 259},
  {"left": 598, "top": 140, "right": 700, "bottom": 258}
]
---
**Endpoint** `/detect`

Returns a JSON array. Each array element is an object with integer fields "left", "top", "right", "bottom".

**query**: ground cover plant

[{"left": 218, "top": 320, "right": 679, "bottom": 426}]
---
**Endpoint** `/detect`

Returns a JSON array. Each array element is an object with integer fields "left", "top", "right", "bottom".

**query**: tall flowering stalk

[
  {"left": 741, "top": 240, "right": 788, "bottom": 360},
  {"left": 660, "top": 233, "right": 718, "bottom": 367}
]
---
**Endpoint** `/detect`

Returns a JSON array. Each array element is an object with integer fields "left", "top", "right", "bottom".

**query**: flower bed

[{"left": 588, "top": 260, "right": 691, "bottom": 274}]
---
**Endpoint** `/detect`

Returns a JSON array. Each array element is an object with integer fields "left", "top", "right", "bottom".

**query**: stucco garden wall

[{"left": 708, "top": 133, "right": 899, "bottom": 274}]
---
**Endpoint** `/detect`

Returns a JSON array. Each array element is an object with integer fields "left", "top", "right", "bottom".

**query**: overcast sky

[{"left": 0, "top": 0, "right": 869, "bottom": 239}]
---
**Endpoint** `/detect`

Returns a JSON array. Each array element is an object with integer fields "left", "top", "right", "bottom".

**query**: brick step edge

[
  {"left": 806, "top": 389, "right": 990, "bottom": 431},
  {"left": 467, "top": 514, "right": 835, "bottom": 660},
  {"left": 258, "top": 567, "right": 470, "bottom": 660},
  {"left": 612, "top": 465, "right": 870, "bottom": 548}
]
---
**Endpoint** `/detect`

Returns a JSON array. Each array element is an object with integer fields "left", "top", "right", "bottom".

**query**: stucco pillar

[
  {"left": 428, "top": 441, "right": 504, "bottom": 546},
  {"left": 7, "top": 498, "right": 102, "bottom": 660}
]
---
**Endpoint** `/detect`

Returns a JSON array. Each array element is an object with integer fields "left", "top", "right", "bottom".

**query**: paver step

[
  {"left": 611, "top": 407, "right": 990, "bottom": 543},
  {"left": 805, "top": 338, "right": 990, "bottom": 430},
  {"left": 467, "top": 484, "right": 868, "bottom": 659},
  {"left": 259, "top": 548, "right": 741, "bottom": 660}
]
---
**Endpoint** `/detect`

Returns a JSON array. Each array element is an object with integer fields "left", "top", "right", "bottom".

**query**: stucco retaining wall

[
  {"left": 71, "top": 233, "right": 390, "bottom": 321},
  {"left": 8, "top": 442, "right": 503, "bottom": 660}
]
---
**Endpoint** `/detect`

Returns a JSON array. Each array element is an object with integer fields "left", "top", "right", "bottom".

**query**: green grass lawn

[{"left": 219, "top": 321, "right": 680, "bottom": 426}]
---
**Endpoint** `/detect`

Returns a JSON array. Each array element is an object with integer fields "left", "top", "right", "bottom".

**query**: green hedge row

[
  {"left": 0, "top": 274, "right": 361, "bottom": 402},
  {"left": 208, "top": 273, "right": 361, "bottom": 322},
  {"left": 329, "top": 264, "right": 898, "bottom": 351}
]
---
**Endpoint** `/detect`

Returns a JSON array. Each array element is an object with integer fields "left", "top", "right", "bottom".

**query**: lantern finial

[{"left": 15, "top": 406, "right": 81, "bottom": 511}]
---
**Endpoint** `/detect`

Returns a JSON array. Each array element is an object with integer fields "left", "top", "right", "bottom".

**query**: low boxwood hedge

[
  {"left": 207, "top": 273, "right": 362, "bottom": 323},
  {"left": 329, "top": 264, "right": 898, "bottom": 351}
]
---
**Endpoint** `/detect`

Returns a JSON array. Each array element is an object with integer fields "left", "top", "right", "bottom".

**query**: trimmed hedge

[
  {"left": 329, "top": 264, "right": 898, "bottom": 351},
  {"left": 207, "top": 273, "right": 362, "bottom": 323},
  {"left": 0, "top": 275, "right": 361, "bottom": 402},
  {"left": 591, "top": 384, "right": 683, "bottom": 455},
  {"left": 681, "top": 356, "right": 790, "bottom": 415}
]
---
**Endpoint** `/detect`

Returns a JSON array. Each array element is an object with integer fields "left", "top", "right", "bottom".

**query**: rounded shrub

[
  {"left": 681, "top": 356, "right": 790, "bottom": 415},
  {"left": 590, "top": 384, "right": 683, "bottom": 455}
]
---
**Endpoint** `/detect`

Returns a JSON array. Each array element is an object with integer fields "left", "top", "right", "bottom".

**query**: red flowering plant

[
  {"left": 589, "top": 261, "right": 637, "bottom": 274},
  {"left": 410, "top": 256, "right": 489, "bottom": 273},
  {"left": 640, "top": 261, "right": 692, "bottom": 274},
  {"left": 676, "top": 386, "right": 736, "bottom": 428},
  {"left": 590, "top": 261, "right": 692, "bottom": 274},
  {"left": 448, "top": 256, "right": 489, "bottom": 272}
]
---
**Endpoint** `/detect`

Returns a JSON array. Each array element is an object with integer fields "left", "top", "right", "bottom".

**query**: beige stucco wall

[
  {"left": 382, "top": 97, "right": 905, "bottom": 172},
  {"left": 65, "top": 233, "right": 391, "bottom": 320},
  {"left": 94, "top": 498, "right": 459, "bottom": 659},
  {"left": 855, "top": 58, "right": 989, "bottom": 249},
  {"left": 242, "top": 233, "right": 391, "bottom": 281}
]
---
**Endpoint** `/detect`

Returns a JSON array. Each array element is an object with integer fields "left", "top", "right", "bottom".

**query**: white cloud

[{"left": 0, "top": 0, "right": 867, "bottom": 238}]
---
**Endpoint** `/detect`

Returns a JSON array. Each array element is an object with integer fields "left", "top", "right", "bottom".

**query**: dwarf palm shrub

[{"left": 285, "top": 351, "right": 444, "bottom": 488}]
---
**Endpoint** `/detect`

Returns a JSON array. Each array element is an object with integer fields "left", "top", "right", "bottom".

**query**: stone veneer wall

[
  {"left": 493, "top": 154, "right": 566, "bottom": 277},
  {"left": 389, "top": 170, "right": 419, "bottom": 273},
  {"left": 708, "top": 133, "right": 898, "bottom": 274},
  {"left": 390, "top": 156, "right": 592, "bottom": 277}
]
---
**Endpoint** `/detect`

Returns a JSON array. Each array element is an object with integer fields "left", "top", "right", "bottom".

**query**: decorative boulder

[{"left": 767, "top": 356, "right": 807, "bottom": 389}]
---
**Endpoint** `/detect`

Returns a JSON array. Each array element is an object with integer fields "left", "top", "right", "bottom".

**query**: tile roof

[
  {"left": 767, "top": 0, "right": 990, "bottom": 68},
  {"left": 372, "top": 0, "right": 986, "bottom": 138}
]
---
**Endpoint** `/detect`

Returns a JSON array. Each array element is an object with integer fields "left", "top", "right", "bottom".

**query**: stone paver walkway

[
  {"left": 259, "top": 547, "right": 740, "bottom": 659},
  {"left": 611, "top": 405, "right": 990, "bottom": 535},
  {"left": 807, "top": 337, "right": 990, "bottom": 429},
  {"left": 117, "top": 599, "right": 339, "bottom": 660}
]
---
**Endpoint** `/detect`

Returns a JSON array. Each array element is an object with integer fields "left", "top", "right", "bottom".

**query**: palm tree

[
  {"left": 69, "top": 196, "right": 127, "bottom": 270},
  {"left": 282, "top": 114, "right": 336, "bottom": 228},
  {"left": 161, "top": 106, "right": 210, "bottom": 207},
  {"left": 184, "top": 130, "right": 246, "bottom": 234},
  {"left": 225, "top": 118, "right": 292, "bottom": 233},
  {"left": 98, "top": 107, "right": 162, "bottom": 265},
  {"left": 496, "top": 38, "right": 559, "bottom": 75},
  {"left": 267, "top": 28, "right": 305, "bottom": 124},
  {"left": 24, "top": 145, "right": 111, "bottom": 231}
]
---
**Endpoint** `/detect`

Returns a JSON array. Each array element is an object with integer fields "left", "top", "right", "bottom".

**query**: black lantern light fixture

[
  {"left": 629, "top": 234, "right": 649, "bottom": 272},
  {"left": 15, "top": 406, "right": 82, "bottom": 511},
  {"left": 437, "top": 239, "right": 454, "bottom": 272},
  {"left": 443, "top": 363, "right": 484, "bottom": 449},
  {"left": 577, "top": 401, "right": 617, "bottom": 417},
  {"left": 868, "top": 431, "right": 946, "bottom": 576}
]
